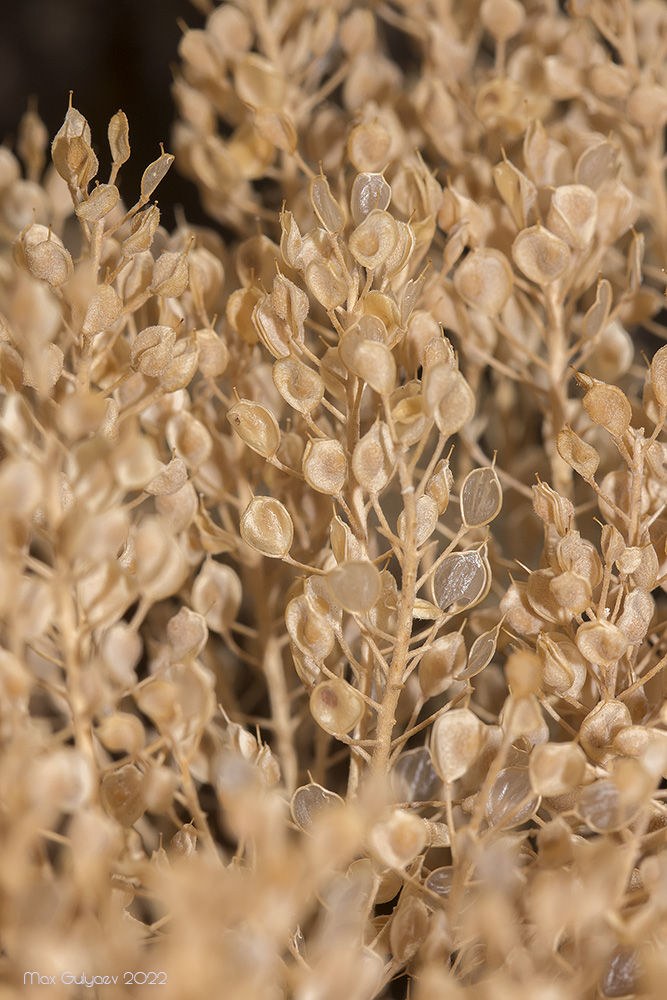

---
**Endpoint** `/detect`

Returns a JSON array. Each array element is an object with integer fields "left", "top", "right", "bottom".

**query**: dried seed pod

[
  {"left": 253, "top": 108, "right": 296, "bottom": 153},
  {"left": 432, "top": 367, "right": 475, "bottom": 438},
  {"left": 425, "top": 459, "right": 454, "bottom": 514},
  {"left": 140, "top": 147, "right": 174, "bottom": 201},
  {"left": 419, "top": 633, "right": 467, "bottom": 698},
  {"left": 196, "top": 328, "right": 228, "bottom": 378},
  {"left": 122, "top": 204, "right": 160, "bottom": 258},
  {"left": 330, "top": 512, "right": 364, "bottom": 563},
  {"left": 22, "top": 343, "right": 64, "bottom": 391},
  {"left": 234, "top": 53, "right": 286, "bottom": 109},
  {"left": 130, "top": 325, "right": 176, "bottom": 377},
  {"left": 575, "top": 140, "right": 619, "bottom": 190},
  {"left": 389, "top": 896, "right": 430, "bottom": 967},
  {"left": 151, "top": 247, "right": 190, "bottom": 297},
  {"left": 537, "top": 632, "right": 587, "bottom": 700},
  {"left": 25, "top": 238, "right": 73, "bottom": 287},
  {"left": 432, "top": 546, "right": 491, "bottom": 613},
  {"left": 391, "top": 747, "right": 442, "bottom": 803},
  {"left": 351, "top": 171, "right": 391, "bottom": 226},
  {"left": 616, "top": 589, "right": 653, "bottom": 645},
  {"left": 240, "top": 496, "right": 293, "bottom": 558},
  {"left": 431, "top": 708, "right": 485, "bottom": 783},
  {"left": 556, "top": 426, "right": 599, "bottom": 480},
  {"left": 352, "top": 419, "right": 395, "bottom": 494},
  {"left": 310, "top": 677, "right": 365, "bottom": 735},
  {"left": 453, "top": 249, "right": 513, "bottom": 316},
  {"left": 581, "top": 378, "right": 632, "bottom": 438},
  {"left": 227, "top": 398, "right": 280, "bottom": 458},
  {"left": 397, "top": 494, "right": 439, "bottom": 548},
  {"left": 339, "top": 331, "right": 396, "bottom": 395},
  {"left": 576, "top": 620, "right": 629, "bottom": 668},
  {"left": 458, "top": 619, "right": 503, "bottom": 681},
  {"left": 132, "top": 516, "right": 187, "bottom": 602},
  {"left": 583, "top": 277, "right": 613, "bottom": 339},
  {"left": 327, "top": 559, "right": 381, "bottom": 614},
  {"left": 108, "top": 110, "right": 130, "bottom": 166},
  {"left": 528, "top": 742, "right": 586, "bottom": 797},
  {"left": 166, "top": 411, "right": 213, "bottom": 469},
  {"left": 460, "top": 465, "right": 503, "bottom": 528},
  {"left": 480, "top": 0, "right": 526, "bottom": 39},
  {"left": 271, "top": 274, "right": 308, "bottom": 338},
  {"left": 76, "top": 182, "right": 120, "bottom": 223},
  {"left": 485, "top": 767, "right": 540, "bottom": 828},
  {"left": 96, "top": 712, "right": 145, "bottom": 755},
  {"left": 577, "top": 779, "right": 635, "bottom": 833},
  {"left": 579, "top": 700, "right": 632, "bottom": 764},
  {"left": 511, "top": 226, "right": 571, "bottom": 285},
  {"left": 370, "top": 809, "right": 427, "bottom": 869},
  {"left": 82, "top": 284, "right": 122, "bottom": 335},
  {"left": 547, "top": 185, "right": 598, "bottom": 248},
  {"left": 100, "top": 764, "right": 145, "bottom": 827},
  {"left": 191, "top": 560, "right": 242, "bottom": 633},
  {"left": 532, "top": 480, "right": 574, "bottom": 535},
  {"left": 349, "top": 209, "right": 399, "bottom": 270},
  {"left": 549, "top": 570, "right": 592, "bottom": 616},
  {"left": 286, "top": 595, "right": 335, "bottom": 661},
  {"left": 348, "top": 121, "right": 391, "bottom": 173},
  {"left": 305, "top": 257, "right": 349, "bottom": 310},
  {"left": 272, "top": 356, "right": 324, "bottom": 414},
  {"left": 303, "top": 438, "right": 347, "bottom": 495},
  {"left": 290, "top": 783, "right": 344, "bottom": 832},
  {"left": 650, "top": 345, "right": 667, "bottom": 407},
  {"left": 167, "top": 607, "right": 208, "bottom": 660},
  {"left": 310, "top": 174, "right": 345, "bottom": 235}
]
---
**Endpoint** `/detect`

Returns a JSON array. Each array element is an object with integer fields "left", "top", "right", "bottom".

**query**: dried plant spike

[
  {"left": 460, "top": 465, "right": 503, "bottom": 528},
  {"left": 272, "top": 357, "right": 324, "bottom": 414},
  {"left": 303, "top": 438, "right": 347, "bottom": 495},
  {"left": 227, "top": 398, "right": 280, "bottom": 458},
  {"left": 327, "top": 559, "right": 381, "bottom": 614},
  {"left": 431, "top": 708, "right": 484, "bottom": 783},
  {"left": 511, "top": 226, "right": 571, "bottom": 284},
  {"left": 369, "top": 809, "right": 428, "bottom": 869},
  {"left": 240, "top": 496, "right": 293, "bottom": 558},
  {"left": 140, "top": 146, "right": 174, "bottom": 201},
  {"left": 310, "top": 677, "right": 365, "bottom": 736},
  {"left": 108, "top": 110, "right": 130, "bottom": 165},
  {"left": 419, "top": 633, "right": 467, "bottom": 698},
  {"left": 556, "top": 426, "right": 599, "bottom": 480},
  {"left": 310, "top": 174, "right": 345, "bottom": 235},
  {"left": 454, "top": 249, "right": 513, "bottom": 316},
  {"left": 290, "top": 783, "right": 344, "bottom": 833},
  {"left": 432, "top": 547, "right": 491, "bottom": 613}
]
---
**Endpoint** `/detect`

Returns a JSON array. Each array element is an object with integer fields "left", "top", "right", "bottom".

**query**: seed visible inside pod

[
  {"left": 310, "top": 677, "right": 365, "bottom": 735},
  {"left": 432, "top": 547, "right": 491, "bottom": 612},
  {"left": 369, "top": 809, "right": 427, "bottom": 869},
  {"left": 431, "top": 708, "right": 485, "bottom": 782},
  {"left": 303, "top": 438, "right": 347, "bottom": 495},
  {"left": 290, "top": 782, "right": 344, "bottom": 832},
  {"left": 512, "top": 225, "right": 571, "bottom": 285},
  {"left": 454, "top": 248, "right": 513, "bottom": 316},
  {"left": 351, "top": 171, "right": 392, "bottom": 225},
  {"left": 485, "top": 767, "right": 540, "bottom": 828},
  {"left": 460, "top": 465, "right": 503, "bottom": 528},
  {"left": 434, "top": 368, "right": 475, "bottom": 438},
  {"left": 579, "top": 699, "right": 631, "bottom": 764},
  {"left": 349, "top": 209, "right": 399, "bottom": 270},
  {"left": 457, "top": 618, "right": 503, "bottom": 681},
  {"left": 425, "top": 459, "right": 454, "bottom": 514},
  {"left": 352, "top": 419, "right": 395, "bottom": 494},
  {"left": 286, "top": 595, "right": 335, "bottom": 661},
  {"left": 419, "top": 633, "right": 467, "bottom": 698},
  {"left": 547, "top": 184, "right": 598, "bottom": 248},
  {"left": 556, "top": 426, "right": 599, "bottom": 480},
  {"left": 305, "top": 257, "right": 349, "bottom": 310},
  {"left": 227, "top": 398, "right": 280, "bottom": 458},
  {"left": 327, "top": 559, "right": 381, "bottom": 614},
  {"left": 240, "top": 496, "right": 293, "bottom": 558},
  {"left": 272, "top": 356, "right": 324, "bottom": 413},
  {"left": 391, "top": 747, "right": 442, "bottom": 803}
]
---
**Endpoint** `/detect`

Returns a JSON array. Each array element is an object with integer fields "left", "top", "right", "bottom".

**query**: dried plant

[{"left": 2, "top": 2, "right": 667, "bottom": 999}]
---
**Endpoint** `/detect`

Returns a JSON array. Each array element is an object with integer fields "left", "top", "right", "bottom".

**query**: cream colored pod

[
  {"left": 310, "top": 677, "right": 365, "bottom": 736},
  {"left": 240, "top": 496, "right": 293, "bottom": 558},
  {"left": 430, "top": 708, "right": 485, "bottom": 783}
]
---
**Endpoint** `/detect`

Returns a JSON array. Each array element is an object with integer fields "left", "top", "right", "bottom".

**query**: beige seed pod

[
  {"left": 166, "top": 411, "right": 213, "bottom": 468},
  {"left": 583, "top": 277, "right": 613, "bottom": 339},
  {"left": 434, "top": 368, "right": 475, "bottom": 438},
  {"left": 460, "top": 465, "right": 503, "bottom": 528},
  {"left": 511, "top": 226, "right": 571, "bottom": 285},
  {"left": 25, "top": 238, "right": 73, "bottom": 287},
  {"left": 290, "top": 782, "right": 344, "bottom": 832},
  {"left": 272, "top": 357, "right": 324, "bottom": 414},
  {"left": 96, "top": 712, "right": 145, "bottom": 755},
  {"left": 327, "top": 559, "right": 381, "bottom": 614},
  {"left": 253, "top": 108, "right": 296, "bottom": 153},
  {"left": 330, "top": 512, "right": 364, "bottom": 563},
  {"left": 579, "top": 699, "right": 631, "bottom": 763},
  {"left": 389, "top": 896, "right": 430, "bottom": 967},
  {"left": 547, "top": 185, "right": 598, "bottom": 248},
  {"left": 480, "top": 0, "right": 526, "bottom": 40},
  {"left": 76, "top": 182, "right": 120, "bottom": 223},
  {"left": 577, "top": 779, "right": 635, "bottom": 833},
  {"left": 310, "top": 174, "right": 345, "bottom": 235},
  {"left": 305, "top": 257, "right": 349, "bottom": 310},
  {"left": 459, "top": 620, "right": 504, "bottom": 682},
  {"left": 310, "top": 677, "right": 365, "bottom": 735},
  {"left": 485, "top": 767, "right": 540, "bottom": 829},
  {"left": 352, "top": 419, "right": 395, "bottom": 494},
  {"left": 100, "top": 764, "right": 145, "bottom": 827},
  {"left": 431, "top": 708, "right": 485, "bottom": 783},
  {"left": 227, "top": 398, "right": 280, "bottom": 458},
  {"left": 576, "top": 620, "right": 629, "bottom": 668},
  {"left": 432, "top": 546, "right": 491, "bottom": 613},
  {"left": 650, "top": 345, "right": 667, "bottom": 407},
  {"left": 122, "top": 204, "right": 160, "bottom": 258},
  {"left": 286, "top": 595, "right": 335, "bottom": 661},
  {"left": 398, "top": 494, "right": 439, "bottom": 549},
  {"left": 453, "top": 249, "right": 513, "bottom": 317},
  {"left": 351, "top": 171, "right": 391, "bottom": 226},
  {"left": 556, "top": 426, "right": 599, "bottom": 480},
  {"left": 234, "top": 53, "right": 286, "bottom": 109},
  {"left": 22, "top": 343, "right": 64, "bottom": 391},
  {"left": 240, "top": 496, "right": 293, "bottom": 558},
  {"left": 532, "top": 480, "right": 574, "bottom": 535},
  {"left": 549, "top": 570, "right": 592, "bottom": 616},
  {"left": 82, "top": 284, "right": 122, "bottom": 334},
  {"left": 140, "top": 148, "right": 174, "bottom": 201},
  {"left": 349, "top": 209, "right": 399, "bottom": 270},
  {"left": 419, "top": 633, "right": 467, "bottom": 699},
  {"left": 108, "top": 110, "right": 130, "bottom": 166},
  {"left": 537, "top": 632, "right": 587, "bottom": 700},
  {"left": 303, "top": 438, "right": 347, "bottom": 495},
  {"left": 167, "top": 607, "right": 208, "bottom": 661},
  {"left": 425, "top": 459, "right": 454, "bottom": 515},
  {"left": 528, "top": 742, "right": 586, "bottom": 798},
  {"left": 130, "top": 325, "right": 176, "bottom": 377},
  {"left": 581, "top": 378, "right": 632, "bottom": 438},
  {"left": 370, "top": 809, "right": 428, "bottom": 869},
  {"left": 191, "top": 560, "right": 242, "bottom": 633},
  {"left": 151, "top": 248, "right": 190, "bottom": 297},
  {"left": 348, "top": 121, "right": 391, "bottom": 173},
  {"left": 196, "top": 328, "right": 228, "bottom": 378}
]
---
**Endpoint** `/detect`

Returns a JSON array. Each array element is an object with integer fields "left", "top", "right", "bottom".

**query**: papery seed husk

[
  {"left": 240, "top": 496, "right": 293, "bottom": 558},
  {"left": 227, "top": 398, "right": 280, "bottom": 458},
  {"left": 431, "top": 708, "right": 485, "bottom": 783},
  {"left": 512, "top": 226, "right": 571, "bottom": 284},
  {"left": 579, "top": 700, "right": 632, "bottom": 763},
  {"left": 310, "top": 174, "right": 345, "bottom": 234},
  {"left": 370, "top": 809, "right": 427, "bottom": 869},
  {"left": 352, "top": 419, "right": 395, "bottom": 494},
  {"left": 576, "top": 620, "right": 629, "bottom": 667},
  {"left": 290, "top": 783, "right": 344, "bottom": 832},
  {"left": 485, "top": 767, "right": 540, "bottom": 828},
  {"left": 141, "top": 149, "right": 174, "bottom": 201},
  {"left": 272, "top": 357, "right": 324, "bottom": 413},
  {"left": 191, "top": 560, "right": 242, "bottom": 633},
  {"left": 528, "top": 742, "right": 586, "bottom": 797},
  {"left": 310, "top": 677, "right": 364, "bottom": 735},
  {"left": 351, "top": 171, "right": 391, "bottom": 226},
  {"left": 458, "top": 619, "right": 503, "bottom": 681},
  {"left": 349, "top": 209, "right": 399, "bottom": 270},
  {"left": 432, "top": 547, "right": 490, "bottom": 612},
  {"left": 556, "top": 426, "right": 599, "bottom": 480},
  {"left": 303, "top": 438, "right": 347, "bottom": 495},
  {"left": 397, "top": 494, "right": 438, "bottom": 548},
  {"left": 583, "top": 382, "right": 632, "bottom": 438},
  {"left": 454, "top": 248, "right": 513, "bottom": 316},
  {"left": 460, "top": 466, "right": 503, "bottom": 528},
  {"left": 419, "top": 633, "right": 467, "bottom": 698},
  {"left": 286, "top": 595, "right": 335, "bottom": 661},
  {"left": 327, "top": 559, "right": 381, "bottom": 614}
]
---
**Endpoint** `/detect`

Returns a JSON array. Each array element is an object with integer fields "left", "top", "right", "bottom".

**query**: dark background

[{"left": 0, "top": 0, "right": 208, "bottom": 228}]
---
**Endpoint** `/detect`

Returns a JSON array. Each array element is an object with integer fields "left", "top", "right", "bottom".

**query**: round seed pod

[
  {"left": 511, "top": 226, "right": 571, "bottom": 285},
  {"left": 432, "top": 547, "right": 491, "bottom": 613},
  {"left": 303, "top": 438, "right": 347, "bottom": 495},
  {"left": 131, "top": 325, "right": 176, "bottom": 378},
  {"left": 290, "top": 782, "right": 344, "bottom": 832},
  {"left": 305, "top": 257, "right": 349, "bottom": 310},
  {"left": 349, "top": 209, "right": 399, "bottom": 270},
  {"left": 650, "top": 344, "right": 667, "bottom": 407},
  {"left": 419, "top": 633, "right": 467, "bottom": 699},
  {"left": 310, "top": 677, "right": 365, "bottom": 735},
  {"left": 196, "top": 328, "right": 228, "bottom": 378},
  {"left": 454, "top": 249, "right": 513, "bottom": 317},
  {"left": 351, "top": 171, "right": 391, "bottom": 226},
  {"left": 234, "top": 53, "right": 286, "bottom": 109},
  {"left": 240, "top": 496, "right": 293, "bottom": 558},
  {"left": 100, "top": 764, "right": 145, "bottom": 827},
  {"left": 25, "top": 238, "right": 73, "bottom": 287},
  {"left": 485, "top": 767, "right": 540, "bottom": 828},
  {"left": 166, "top": 607, "right": 208, "bottom": 661},
  {"left": 166, "top": 411, "right": 213, "bottom": 469},
  {"left": 528, "top": 742, "right": 586, "bottom": 797},
  {"left": 547, "top": 184, "right": 598, "bottom": 248},
  {"left": 579, "top": 700, "right": 631, "bottom": 764},
  {"left": 537, "top": 632, "right": 587, "bottom": 700},
  {"left": 327, "top": 559, "right": 381, "bottom": 613},
  {"left": 96, "top": 713, "right": 145, "bottom": 755},
  {"left": 82, "top": 284, "right": 122, "bottom": 335},
  {"left": 431, "top": 708, "right": 485, "bottom": 783},
  {"left": 227, "top": 398, "right": 280, "bottom": 458},
  {"left": 434, "top": 368, "right": 475, "bottom": 438},
  {"left": 577, "top": 779, "right": 636, "bottom": 833},
  {"left": 352, "top": 419, "right": 395, "bottom": 494},
  {"left": 339, "top": 330, "right": 396, "bottom": 396},
  {"left": 576, "top": 620, "right": 629, "bottom": 668},
  {"left": 286, "top": 595, "right": 335, "bottom": 661},
  {"left": 460, "top": 465, "right": 503, "bottom": 528},
  {"left": 549, "top": 569, "right": 592, "bottom": 616},
  {"left": 369, "top": 809, "right": 427, "bottom": 869},
  {"left": 191, "top": 560, "right": 242, "bottom": 633},
  {"left": 480, "top": 0, "right": 526, "bottom": 40},
  {"left": 391, "top": 747, "right": 442, "bottom": 803},
  {"left": 582, "top": 381, "right": 632, "bottom": 438},
  {"left": 397, "top": 494, "right": 439, "bottom": 548},
  {"left": 348, "top": 121, "right": 391, "bottom": 173},
  {"left": 272, "top": 356, "right": 324, "bottom": 414},
  {"left": 557, "top": 426, "right": 599, "bottom": 480}
]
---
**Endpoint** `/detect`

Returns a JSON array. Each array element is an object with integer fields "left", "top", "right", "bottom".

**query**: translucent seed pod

[
  {"left": 349, "top": 209, "right": 399, "bottom": 270},
  {"left": 352, "top": 419, "right": 396, "bottom": 494},
  {"left": 434, "top": 368, "right": 475, "bottom": 437},
  {"left": 130, "top": 325, "right": 176, "bottom": 378},
  {"left": 576, "top": 620, "right": 629, "bottom": 668},
  {"left": 227, "top": 398, "right": 280, "bottom": 458},
  {"left": 340, "top": 332, "right": 397, "bottom": 395},
  {"left": 528, "top": 742, "right": 586, "bottom": 798},
  {"left": 485, "top": 767, "right": 540, "bottom": 828},
  {"left": 397, "top": 494, "right": 439, "bottom": 549},
  {"left": 391, "top": 747, "right": 442, "bottom": 803},
  {"left": 286, "top": 595, "right": 335, "bottom": 661},
  {"left": 425, "top": 459, "right": 454, "bottom": 515},
  {"left": 348, "top": 121, "right": 391, "bottom": 173},
  {"left": 140, "top": 148, "right": 174, "bottom": 201},
  {"left": 531, "top": 480, "right": 574, "bottom": 535},
  {"left": 280, "top": 209, "right": 304, "bottom": 270},
  {"left": 617, "top": 589, "right": 653, "bottom": 645},
  {"left": 310, "top": 677, "right": 365, "bottom": 735},
  {"left": 191, "top": 560, "right": 242, "bottom": 633},
  {"left": 369, "top": 569, "right": 399, "bottom": 634},
  {"left": 305, "top": 257, "right": 349, "bottom": 310},
  {"left": 310, "top": 174, "right": 345, "bottom": 235},
  {"left": 512, "top": 226, "right": 571, "bottom": 284},
  {"left": 303, "top": 438, "right": 347, "bottom": 495},
  {"left": 577, "top": 779, "right": 636, "bottom": 833},
  {"left": 389, "top": 896, "right": 430, "bottom": 967},
  {"left": 556, "top": 426, "right": 599, "bottom": 480},
  {"left": 240, "top": 496, "right": 293, "bottom": 558},
  {"left": 579, "top": 700, "right": 632, "bottom": 764},
  {"left": 453, "top": 249, "right": 513, "bottom": 317},
  {"left": 327, "top": 559, "right": 381, "bottom": 614},
  {"left": 460, "top": 465, "right": 503, "bottom": 528},
  {"left": 271, "top": 273, "right": 308, "bottom": 338},
  {"left": 351, "top": 171, "right": 391, "bottom": 226},
  {"left": 108, "top": 110, "right": 130, "bottom": 166},
  {"left": 419, "top": 633, "right": 467, "bottom": 699},
  {"left": 369, "top": 809, "right": 428, "bottom": 869},
  {"left": 537, "top": 632, "right": 587, "bottom": 700},
  {"left": 290, "top": 782, "right": 344, "bottom": 832},
  {"left": 431, "top": 708, "right": 485, "bottom": 783},
  {"left": 583, "top": 277, "right": 613, "bottom": 339},
  {"left": 650, "top": 345, "right": 667, "bottom": 407},
  {"left": 582, "top": 380, "right": 632, "bottom": 438},
  {"left": 330, "top": 512, "right": 364, "bottom": 563},
  {"left": 384, "top": 221, "right": 415, "bottom": 281},
  {"left": 457, "top": 619, "right": 503, "bottom": 681},
  {"left": 100, "top": 764, "right": 145, "bottom": 827},
  {"left": 432, "top": 546, "right": 491, "bottom": 613},
  {"left": 272, "top": 356, "right": 324, "bottom": 414}
]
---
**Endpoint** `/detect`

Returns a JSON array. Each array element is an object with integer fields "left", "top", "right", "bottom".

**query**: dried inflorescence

[{"left": 2, "top": 1, "right": 667, "bottom": 998}]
